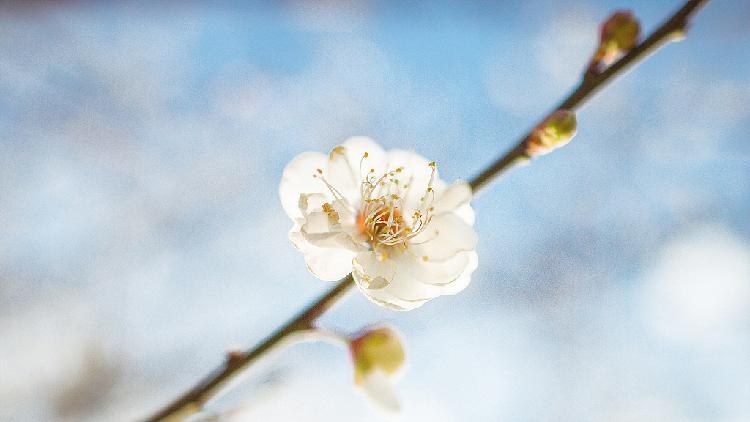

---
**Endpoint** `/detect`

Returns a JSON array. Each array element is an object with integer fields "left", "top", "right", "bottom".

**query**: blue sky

[{"left": 1, "top": 1, "right": 749, "bottom": 421}]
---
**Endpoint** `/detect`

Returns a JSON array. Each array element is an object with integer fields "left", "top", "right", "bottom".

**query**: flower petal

[
  {"left": 342, "top": 136, "right": 388, "bottom": 170},
  {"left": 432, "top": 181, "right": 472, "bottom": 215},
  {"left": 305, "top": 247, "right": 356, "bottom": 281},
  {"left": 409, "top": 213, "right": 478, "bottom": 261},
  {"left": 432, "top": 181, "right": 475, "bottom": 225},
  {"left": 452, "top": 203, "right": 476, "bottom": 226},
  {"left": 399, "top": 250, "right": 470, "bottom": 286},
  {"left": 289, "top": 223, "right": 356, "bottom": 281},
  {"left": 302, "top": 231, "right": 363, "bottom": 253},
  {"left": 439, "top": 251, "right": 478, "bottom": 295},
  {"left": 360, "top": 370, "right": 400, "bottom": 412},
  {"left": 301, "top": 211, "right": 339, "bottom": 234},
  {"left": 353, "top": 251, "right": 442, "bottom": 311},
  {"left": 298, "top": 193, "right": 329, "bottom": 216},
  {"left": 352, "top": 251, "right": 396, "bottom": 290},
  {"left": 279, "top": 151, "right": 329, "bottom": 219},
  {"left": 326, "top": 137, "right": 388, "bottom": 200}
]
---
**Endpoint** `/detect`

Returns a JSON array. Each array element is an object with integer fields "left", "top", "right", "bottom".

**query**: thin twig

[
  {"left": 145, "top": 276, "right": 354, "bottom": 422},
  {"left": 469, "top": 0, "right": 710, "bottom": 192},
  {"left": 143, "top": 1, "right": 710, "bottom": 420}
]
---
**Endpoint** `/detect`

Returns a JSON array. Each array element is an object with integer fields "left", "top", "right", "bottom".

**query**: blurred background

[{"left": 1, "top": 0, "right": 749, "bottom": 421}]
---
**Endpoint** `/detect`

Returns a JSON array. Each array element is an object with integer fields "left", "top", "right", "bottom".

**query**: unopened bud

[
  {"left": 526, "top": 110, "right": 577, "bottom": 156},
  {"left": 587, "top": 10, "right": 640, "bottom": 74},
  {"left": 601, "top": 11, "right": 640, "bottom": 54},
  {"left": 349, "top": 326, "right": 405, "bottom": 412},
  {"left": 350, "top": 327, "right": 405, "bottom": 383}
]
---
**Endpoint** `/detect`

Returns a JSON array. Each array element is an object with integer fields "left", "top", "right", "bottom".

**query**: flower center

[
  {"left": 314, "top": 148, "right": 438, "bottom": 256},
  {"left": 356, "top": 154, "right": 436, "bottom": 249}
]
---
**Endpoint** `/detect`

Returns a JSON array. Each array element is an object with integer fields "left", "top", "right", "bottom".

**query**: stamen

[{"left": 356, "top": 160, "right": 439, "bottom": 248}]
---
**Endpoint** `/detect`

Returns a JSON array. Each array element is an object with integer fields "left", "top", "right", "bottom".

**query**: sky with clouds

[{"left": 1, "top": 1, "right": 749, "bottom": 421}]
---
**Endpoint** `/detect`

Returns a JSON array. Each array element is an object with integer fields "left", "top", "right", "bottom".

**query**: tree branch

[
  {"left": 145, "top": 276, "right": 354, "bottom": 422},
  {"left": 143, "top": 1, "right": 710, "bottom": 420},
  {"left": 468, "top": 0, "right": 710, "bottom": 192}
]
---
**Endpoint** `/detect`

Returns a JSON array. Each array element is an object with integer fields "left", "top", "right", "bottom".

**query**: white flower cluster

[{"left": 280, "top": 137, "right": 478, "bottom": 310}]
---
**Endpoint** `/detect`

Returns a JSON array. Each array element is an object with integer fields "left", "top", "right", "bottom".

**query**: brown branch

[
  {"left": 144, "top": 275, "right": 354, "bottom": 422},
  {"left": 468, "top": 0, "right": 710, "bottom": 192},
  {"left": 143, "top": 1, "right": 710, "bottom": 420}
]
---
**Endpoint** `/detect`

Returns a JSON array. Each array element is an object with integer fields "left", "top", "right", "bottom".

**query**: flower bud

[
  {"left": 349, "top": 327, "right": 405, "bottom": 411},
  {"left": 526, "top": 109, "right": 577, "bottom": 156},
  {"left": 588, "top": 10, "right": 640, "bottom": 74},
  {"left": 601, "top": 11, "right": 640, "bottom": 54}
]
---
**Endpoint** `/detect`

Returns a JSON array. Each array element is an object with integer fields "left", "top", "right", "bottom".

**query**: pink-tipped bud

[
  {"left": 587, "top": 10, "right": 640, "bottom": 75},
  {"left": 526, "top": 109, "right": 577, "bottom": 156}
]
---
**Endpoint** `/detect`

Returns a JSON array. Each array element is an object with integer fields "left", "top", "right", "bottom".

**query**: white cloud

[{"left": 639, "top": 225, "right": 750, "bottom": 345}]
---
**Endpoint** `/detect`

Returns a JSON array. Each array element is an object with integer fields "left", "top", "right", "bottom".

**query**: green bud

[
  {"left": 350, "top": 327, "right": 405, "bottom": 385},
  {"left": 599, "top": 11, "right": 640, "bottom": 63},
  {"left": 526, "top": 110, "right": 577, "bottom": 156}
]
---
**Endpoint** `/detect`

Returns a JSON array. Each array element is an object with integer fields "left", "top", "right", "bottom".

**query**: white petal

[
  {"left": 432, "top": 181, "right": 472, "bottom": 215},
  {"left": 302, "top": 211, "right": 338, "bottom": 234},
  {"left": 399, "top": 250, "right": 470, "bottom": 286},
  {"left": 279, "top": 151, "right": 329, "bottom": 219},
  {"left": 360, "top": 370, "right": 400, "bottom": 413},
  {"left": 288, "top": 222, "right": 307, "bottom": 251},
  {"left": 298, "top": 193, "right": 329, "bottom": 216},
  {"left": 326, "top": 137, "right": 388, "bottom": 199},
  {"left": 353, "top": 251, "right": 440, "bottom": 311},
  {"left": 352, "top": 251, "right": 396, "bottom": 289},
  {"left": 367, "top": 291, "right": 429, "bottom": 311},
  {"left": 342, "top": 136, "right": 388, "bottom": 170},
  {"left": 329, "top": 198, "right": 357, "bottom": 229},
  {"left": 303, "top": 247, "right": 356, "bottom": 281},
  {"left": 303, "top": 231, "right": 363, "bottom": 252},
  {"left": 409, "top": 214, "right": 478, "bottom": 261},
  {"left": 452, "top": 203, "right": 476, "bottom": 226},
  {"left": 439, "top": 251, "right": 478, "bottom": 295},
  {"left": 289, "top": 224, "right": 357, "bottom": 281},
  {"left": 297, "top": 196, "right": 361, "bottom": 247},
  {"left": 432, "top": 181, "right": 475, "bottom": 225}
]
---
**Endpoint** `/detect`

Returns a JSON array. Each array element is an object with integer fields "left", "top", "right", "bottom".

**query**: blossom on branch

[{"left": 280, "top": 137, "right": 478, "bottom": 310}]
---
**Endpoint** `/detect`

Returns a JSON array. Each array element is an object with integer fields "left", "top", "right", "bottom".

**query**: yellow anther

[
  {"left": 322, "top": 202, "right": 340, "bottom": 223},
  {"left": 329, "top": 145, "right": 346, "bottom": 158}
]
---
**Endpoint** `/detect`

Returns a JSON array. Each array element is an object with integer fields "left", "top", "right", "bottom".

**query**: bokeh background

[{"left": 1, "top": 1, "right": 749, "bottom": 421}]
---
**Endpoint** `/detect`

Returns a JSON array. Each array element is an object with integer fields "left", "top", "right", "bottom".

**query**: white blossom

[{"left": 280, "top": 137, "right": 478, "bottom": 310}]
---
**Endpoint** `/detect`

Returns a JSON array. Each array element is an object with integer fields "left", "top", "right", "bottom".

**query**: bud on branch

[
  {"left": 525, "top": 109, "right": 578, "bottom": 157},
  {"left": 587, "top": 10, "right": 641, "bottom": 76},
  {"left": 349, "top": 327, "right": 406, "bottom": 412}
]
